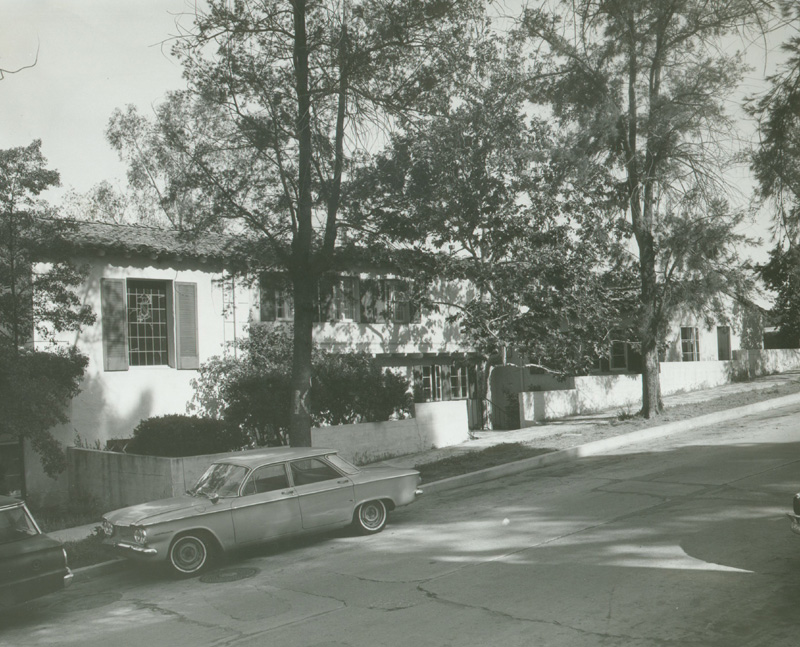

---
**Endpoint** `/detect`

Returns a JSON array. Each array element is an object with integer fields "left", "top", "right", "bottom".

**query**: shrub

[
  {"left": 313, "top": 351, "right": 412, "bottom": 425},
  {"left": 126, "top": 415, "right": 248, "bottom": 457},
  {"left": 188, "top": 324, "right": 413, "bottom": 440}
]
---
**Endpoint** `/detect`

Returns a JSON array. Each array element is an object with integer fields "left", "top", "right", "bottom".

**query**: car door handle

[
  {"left": 337, "top": 479, "right": 350, "bottom": 485},
  {"left": 281, "top": 489, "right": 295, "bottom": 495}
]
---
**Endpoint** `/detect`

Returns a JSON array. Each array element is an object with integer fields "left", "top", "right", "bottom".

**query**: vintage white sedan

[{"left": 101, "top": 447, "right": 422, "bottom": 576}]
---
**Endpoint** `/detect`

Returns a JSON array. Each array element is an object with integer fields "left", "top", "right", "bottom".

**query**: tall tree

[
  {"left": 522, "top": 0, "right": 771, "bottom": 417},
  {"left": 348, "top": 31, "right": 637, "bottom": 375},
  {"left": 749, "top": 2, "right": 800, "bottom": 340},
  {"left": 107, "top": 0, "right": 483, "bottom": 446},
  {"left": 0, "top": 141, "right": 95, "bottom": 482}
]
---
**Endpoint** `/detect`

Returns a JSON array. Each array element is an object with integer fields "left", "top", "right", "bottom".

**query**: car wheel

[
  {"left": 169, "top": 533, "right": 213, "bottom": 576},
  {"left": 354, "top": 500, "right": 387, "bottom": 534}
]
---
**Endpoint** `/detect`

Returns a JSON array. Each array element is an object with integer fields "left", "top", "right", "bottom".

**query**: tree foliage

[
  {"left": 0, "top": 141, "right": 96, "bottom": 478},
  {"left": 107, "top": 0, "right": 484, "bottom": 446},
  {"left": 749, "top": 2, "right": 800, "bottom": 341},
  {"left": 347, "top": 29, "right": 637, "bottom": 375},
  {"left": 521, "top": 0, "right": 771, "bottom": 415},
  {"left": 188, "top": 325, "right": 412, "bottom": 445}
]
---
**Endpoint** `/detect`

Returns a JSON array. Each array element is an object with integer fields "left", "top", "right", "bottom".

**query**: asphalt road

[{"left": 4, "top": 402, "right": 800, "bottom": 647}]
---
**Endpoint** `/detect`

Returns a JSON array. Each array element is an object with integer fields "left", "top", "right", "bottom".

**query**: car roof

[
  {"left": 0, "top": 495, "right": 24, "bottom": 509},
  {"left": 215, "top": 447, "right": 337, "bottom": 469}
]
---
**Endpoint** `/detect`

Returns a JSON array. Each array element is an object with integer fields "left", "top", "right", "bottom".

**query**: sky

[
  {"left": 0, "top": 1, "right": 795, "bottom": 264},
  {"left": 0, "top": 0, "right": 190, "bottom": 195}
]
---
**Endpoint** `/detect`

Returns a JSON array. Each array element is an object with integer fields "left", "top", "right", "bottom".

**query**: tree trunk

[
  {"left": 637, "top": 228, "right": 663, "bottom": 418},
  {"left": 288, "top": 0, "right": 315, "bottom": 447},
  {"left": 289, "top": 269, "right": 315, "bottom": 446}
]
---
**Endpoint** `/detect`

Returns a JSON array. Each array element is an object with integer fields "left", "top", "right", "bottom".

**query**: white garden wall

[
  {"left": 312, "top": 401, "right": 469, "bottom": 465},
  {"left": 68, "top": 400, "right": 469, "bottom": 510},
  {"left": 520, "top": 349, "right": 800, "bottom": 424}
]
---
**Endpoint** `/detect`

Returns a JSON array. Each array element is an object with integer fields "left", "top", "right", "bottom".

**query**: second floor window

[
  {"left": 101, "top": 278, "right": 199, "bottom": 372},
  {"left": 330, "top": 277, "right": 359, "bottom": 322},
  {"left": 127, "top": 280, "right": 169, "bottom": 366},
  {"left": 260, "top": 274, "right": 293, "bottom": 322}
]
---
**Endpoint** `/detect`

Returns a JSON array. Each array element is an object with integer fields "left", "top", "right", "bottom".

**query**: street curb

[
  {"left": 59, "top": 390, "right": 800, "bottom": 580},
  {"left": 72, "top": 558, "right": 127, "bottom": 581},
  {"left": 420, "top": 391, "right": 800, "bottom": 496}
]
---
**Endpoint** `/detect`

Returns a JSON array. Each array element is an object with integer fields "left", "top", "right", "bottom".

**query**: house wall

[
  {"left": 26, "top": 255, "right": 250, "bottom": 507},
  {"left": 662, "top": 319, "right": 743, "bottom": 362},
  {"left": 30, "top": 260, "right": 476, "bottom": 506},
  {"left": 520, "top": 349, "right": 800, "bottom": 424},
  {"left": 260, "top": 276, "right": 477, "bottom": 356},
  {"left": 68, "top": 401, "right": 468, "bottom": 510}
]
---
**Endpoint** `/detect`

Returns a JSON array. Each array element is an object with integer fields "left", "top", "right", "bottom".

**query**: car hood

[{"left": 104, "top": 495, "right": 223, "bottom": 527}]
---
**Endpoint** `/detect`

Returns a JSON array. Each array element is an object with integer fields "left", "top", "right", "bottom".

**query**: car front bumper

[{"left": 109, "top": 540, "right": 158, "bottom": 556}]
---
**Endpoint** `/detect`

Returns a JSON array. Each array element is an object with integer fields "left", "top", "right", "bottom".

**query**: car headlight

[
  {"left": 133, "top": 528, "right": 147, "bottom": 544},
  {"left": 102, "top": 520, "right": 114, "bottom": 537}
]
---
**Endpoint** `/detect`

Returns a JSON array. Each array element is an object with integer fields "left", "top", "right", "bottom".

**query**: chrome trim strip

[{"left": 113, "top": 541, "right": 158, "bottom": 556}]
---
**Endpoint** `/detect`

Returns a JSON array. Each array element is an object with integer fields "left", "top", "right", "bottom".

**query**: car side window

[
  {"left": 290, "top": 459, "right": 341, "bottom": 486},
  {"left": 241, "top": 464, "right": 290, "bottom": 496}
]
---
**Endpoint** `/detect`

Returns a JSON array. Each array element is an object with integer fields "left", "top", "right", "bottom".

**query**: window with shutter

[{"left": 100, "top": 278, "right": 198, "bottom": 371}]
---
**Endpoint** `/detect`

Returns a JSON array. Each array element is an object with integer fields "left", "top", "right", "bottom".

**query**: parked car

[
  {"left": 0, "top": 495, "right": 73, "bottom": 607},
  {"left": 102, "top": 447, "right": 423, "bottom": 576}
]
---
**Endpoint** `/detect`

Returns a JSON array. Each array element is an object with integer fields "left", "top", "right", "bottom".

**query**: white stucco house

[{"left": 4, "top": 220, "right": 485, "bottom": 504}]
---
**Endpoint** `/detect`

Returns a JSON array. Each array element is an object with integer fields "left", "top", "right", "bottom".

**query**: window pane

[
  {"left": 244, "top": 464, "right": 290, "bottom": 495},
  {"left": 610, "top": 340, "right": 627, "bottom": 370},
  {"left": 127, "top": 280, "right": 169, "bottom": 366},
  {"left": 681, "top": 327, "right": 698, "bottom": 362},
  {"left": 450, "top": 365, "right": 468, "bottom": 399},
  {"left": 290, "top": 459, "right": 341, "bottom": 486}
]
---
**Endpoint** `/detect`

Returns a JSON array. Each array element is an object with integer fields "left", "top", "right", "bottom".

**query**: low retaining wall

[
  {"left": 520, "top": 349, "right": 800, "bottom": 424},
  {"left": 68, "top": 447, "right": 248, "bottom": 510},
  {"left": 69, "top": 400, "right": 469, "bottom": 510},
  {"left": 311, "top": 400, "right": 469, "bottom": 465}
]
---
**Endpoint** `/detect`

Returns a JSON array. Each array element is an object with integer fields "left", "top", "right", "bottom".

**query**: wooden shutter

[
  {"left": 101, "top": 278, "right": 129, "bottom": 371},
  {"left": 175, "top": 282, "right": 199, "bottom": 370}
]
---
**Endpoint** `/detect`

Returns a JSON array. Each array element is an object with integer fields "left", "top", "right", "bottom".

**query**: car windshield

[
  {"left": 190, "top": 463, "right": 249, "bottom": 498},
  {"left": 0, "top": 505, "right": 39, "bottom": 544}
]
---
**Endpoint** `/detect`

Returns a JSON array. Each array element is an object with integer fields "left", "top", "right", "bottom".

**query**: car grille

[{"left": 112, "top": 525, "right": 136, "bottom": 541}]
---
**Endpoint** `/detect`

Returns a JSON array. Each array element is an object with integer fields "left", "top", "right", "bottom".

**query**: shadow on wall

[
  {"left": 312, "top": 278, "right": 475, "bottom": 353},
  {"left": 23, "top": 369, "right": 157, "bottom": 508}
]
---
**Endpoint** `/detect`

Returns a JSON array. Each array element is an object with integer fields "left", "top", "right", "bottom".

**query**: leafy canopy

[{"left": 0, "top": 141, "right": 95, "bottom": 478}]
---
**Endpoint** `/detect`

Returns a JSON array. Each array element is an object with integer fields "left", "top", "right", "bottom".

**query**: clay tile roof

[{"left": 38, "top": 218, "right": 254, "bottom": 266}]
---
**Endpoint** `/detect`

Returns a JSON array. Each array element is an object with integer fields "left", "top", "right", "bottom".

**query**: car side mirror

[{"left": 209, "top": 493, "right": 220, "bottom": 505}]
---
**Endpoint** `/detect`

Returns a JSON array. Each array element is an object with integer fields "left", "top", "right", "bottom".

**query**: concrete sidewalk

[
  {"left": 375, "top": 370, "right": 800, "bottom": 471},
  {"left": 50, "top": 371, "right": 800, "bottom": 547}
]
